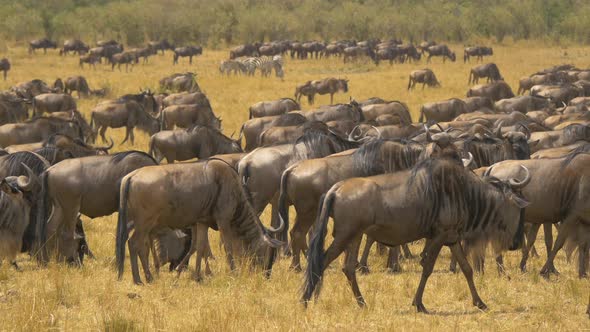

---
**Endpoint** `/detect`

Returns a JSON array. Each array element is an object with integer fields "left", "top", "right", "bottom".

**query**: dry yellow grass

[{"left": 0, "top": 43, "right": 589, "bottom": 331}]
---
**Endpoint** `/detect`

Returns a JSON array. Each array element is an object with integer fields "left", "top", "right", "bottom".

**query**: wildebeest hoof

[
  {"left": 540, "top": 265, "right": 559, "bottom": 278},
  {"left": 414, "top": 302, "right": 429, "bottom": 314},
  {"left": 474, "top": 300, "right": 488, "bottom": 311},
  {"left": 358, "top": 265, "right": 370, "bottom": 275}
]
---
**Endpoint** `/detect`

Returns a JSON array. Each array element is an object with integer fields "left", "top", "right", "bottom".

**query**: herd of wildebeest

[{"left": 0, "top": 37, "right": 590, "bottom": 317}]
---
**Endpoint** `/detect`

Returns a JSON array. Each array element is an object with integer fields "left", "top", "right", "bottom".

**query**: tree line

[{"left": 0, "top": 0, "right": 588, "bottom": 47}]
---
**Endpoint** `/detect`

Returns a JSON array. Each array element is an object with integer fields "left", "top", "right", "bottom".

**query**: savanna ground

[{"left": 0, "top": 43, "right": 589, "bottom": 331}]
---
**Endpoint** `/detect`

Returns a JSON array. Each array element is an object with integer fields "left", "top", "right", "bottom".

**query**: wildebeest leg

[
  {"left": 376, "top": 242, "right": 387, "bottom": 255},
  {"left": 150, "top": 237, "right": 161, "bottom": 275},
  {"left": 99, "top": 126, "right": 108, "bottom": 143},
  {"left": 129, "top": 229, "right": 153, "bottom": 284},
  {"left": 450, "top": 242, "right": 488, "bottom": 311},
  {"left": 412, "top": 238, "right": 443, "bottom": 314},
  {"left": 330, "top": 93, "right": 334, "bottom": 105},
  {"left": 189, "top": 56, "right": 193, "bottom": 65},
  {"left": 520, "top": 223, "right": 540, "bottom": 272},
  {"left": 449, "top": 254, "right": 458, "bottom": 273},
  {"left": 386, "top": 246, "right": 401, "bottom": 273},
  {"left": 540, "top": 217, "right": 578, "bottom": 277},
  {"left": 543, "top": 223, "right": 553, "bottom": 255},
  {"left": 289, "top": 210, "right": 313, "bottom": 272},
  {"left": 402, "top": 244, "right": 414, "bottom": 259},
  {"left": 193, "top": 224, "right": 211, "bottom": 281},
  {"left": 495, "top": 255, "right": 507, "bottom": 276},
  {"left": 342, "top": 234, "right": 366, "bottom": 307},
  {"left": 358, "top": 236, "right": 375, "bottom": 274}
]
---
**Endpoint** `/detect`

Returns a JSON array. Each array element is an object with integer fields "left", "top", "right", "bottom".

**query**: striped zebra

[{"left": 236, "top": 56, "right": 284, "bottom": 78}]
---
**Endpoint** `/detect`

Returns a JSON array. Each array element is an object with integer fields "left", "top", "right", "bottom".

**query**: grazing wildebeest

[
  {"left": 79, "top": 54, "right": 100, "bottom": 69},
  {"left": 38, "top": 151, "right": 158, "bottom": 263},
  {"left": 148, "top": 125, "right": 242, "bottom": 163},
  {"left": 60, "top": 39, "right": 89, "bottom": 56},
  {"left": 419, "top": 98, "right": 468, "bottom": 122},
  {"left": 32, "top": 93, "right": 77, "bottom": 116},
  {"left": 294, "top": 78, "right": 348, "bottom": 105},
  {"left": 279, "top": 138, "right": 443, "bottom": 271},
  {"left": 116, "top": 159, "right": 283, "bottom": 284},
  {"left": 464, "top": 46, "right": 493, "bottom": 63},
  {"left": 90, "top": 100, "right": 160, "bottom": 145},
  {"left": 467, "top": 81, "right": 515, "bottom": 101},
  {"left": 468, "top": 63, "right": 503, "bottom": 84},
  {"left": 173, "top": 46, "right": 202, "bottom": 65},
  {"left": 0, "top": 58, "right": 10, "bottom": 81},
  {"left": 425, "top": 44, "right": 456, "bottom": 63},
  {"left": 0, "top": 167, "right": 38, "bottom": 270},
  {"left": 29, "top": 38, "right": 57, "bottom": 54},
  {"left": 239, "top": 130, "right": 361, "bottom": 245},
  {"left": 301, "top": 156, "right": 529, "bottom": 313},
  {"left": 64, "top": 76, "right": 91, "bottom": 99},
  {"left": 148, "top": 39, "right": 174, "bottom": 54},
  {"left": 110, "top": 51, "right": 137, "bottom": 72},
  {"left": 343, "top": 46, "right": 377, "bottom": 64},
  {"left": 10, "top": 79, "right": 54, "bottom": 99},
  {"left": 240, "top": 113, "right": 308, "bottom": 152},
  {"left": 0, "top": 117, "right": 82, "bottom": 148},
  {"left": 408, "top": 69, "right": 440, "bottom": 90},
  {"left": 159, "top": 73, "right": 200, "bottom": 93},
  {"left": 249, "top": 98, "right": 300, "bottom": 119},
  {"left": 517, "top": 73, "right": 567, "bottom": 95},
  {"left": 160, "top": 104, "right": 220, "bottom": 130},
  {"left": 484, "top": 150, "right": 590, "bottom": 277}
]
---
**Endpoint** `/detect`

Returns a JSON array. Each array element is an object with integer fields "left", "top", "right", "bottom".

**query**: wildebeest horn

[
  {"left": 495, "top": 125, "right": 503, "bottom": 138},
  {"left": 230, "top": 131, "right": 236, "bottom": 138},
  {"left": 462, "top": 152, "right": 474, "bottom": 168},
  {"left": 435, "top": 123, "right": 444, "bottom": 132},
  {"left": 509, "top": 165, "right": 531, "bottom": 189},
  {"left": 424, "top": 124, "right": 432, "bottom": 142},
  {"left": 483, "top": 165, "right": 494, "bottom": 178},
  {"left": 517, "top": 123, "right": 531, "bottom": 140},
  {"left": 348, "top": 125, "right": 361, "bottom": 141},
  {"left": 370, "top": 126, "right": 382, "bottom": 139},
  {"left": 17, "top": 163, "right": 37, "bottom": 191}
]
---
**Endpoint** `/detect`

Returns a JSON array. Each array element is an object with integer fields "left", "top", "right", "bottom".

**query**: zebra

[
  {"left": 236, "top": 56, "right": 284, "bottom": 78},
  {"left": 219, "top": 59, "right": 246, "bottom": 76}
]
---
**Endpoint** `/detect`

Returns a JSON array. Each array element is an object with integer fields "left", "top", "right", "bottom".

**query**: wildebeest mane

[
  {"left": 562, "top": 123, "right": 590, "bottom": 143},
  {"left": 271, "top": 112, "right": 307, "bottom": 127},
  {"left": 560, "top": 142, "right": 590, "bottom": 168},
  {"left": 352, "top": 139, "right": 424, "bottom": 177},
  {"left": 462, "top": 136, "right": 505, "bottom": 167},
  {"left": 293, "top": 128, "right": 360, "bottom": 161}
]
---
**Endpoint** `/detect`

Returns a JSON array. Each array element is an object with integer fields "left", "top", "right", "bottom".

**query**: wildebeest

[
  {"left": 128, "top": 47, "right": 156, "bottom": 64},
  {"left": 229, "top": 43, "right": 259, "bottom": 59},
  {"left": 0, "top": 58, "right": 10, "bottom": 81},
  {"left": 6, "top": 133, "right": 112, "bottom": 156},
  {"left": 29, "top": 38, "right": 57, "bottom": 54},
  {"left": 528, "top": 124, "right": 590, "bottom": 153},
  {"left": 467, "top": 81, "right": 515, "bottom": 101},
  {"left": 343, "top": 46, "right": 377, "bottom": 64},
  {"left": 116, "top": 159, "right": 283, "bottom": 284},
  {"left": 0, "top": 167, "right": 38, "bottom": 270},
  {"left": 425, "top": 44, "right": 456, "bottom": 63},
  {"left": 63, "top": 76, "right": 91, "bottom": 99},
  {"left": 494, "top": 95, "right": 552, "bottom": 114},
  {"left": 89, "top": 44, "right": 124, "bottom": 63},
  {"left": 148, "top": 125, "right": 242, "bottom": 163},
  {"left": 361, "top": 101, "right": 412, "bottom": 126},
  {"left": 110, "top": 51, "right": 137, "bottom": 72},
  {"left": 258, "top": 121, "right": 331, "bottom": 147},
  {"left": 517, "top": 73, "right": 567, "bottom": 95},
  {"left": 240, "top": 113, "right": 308, "bottom": 151},
  {"left": 79, "top": 54, "right": 100, "bottom": 69},
  {"left": 90, "top": 100, "right": 160, "bottom": 145},
  {"left": 302, "top": 157, "right": 529, "bottom": 312},
  {"left": 408, "top": 69, "right": 440, "bottom": 90},
  {"left": 60, "top": 39, "right": 89, "bottom": 56},
  {"left": 249, "top": 98, "right": 300, "bottom": 119},
  {"left": 161, "top": 91, "right": 211, "bottom": 109},
  {"left": 0, "top": 117, "right": 82, "bottom": 148},
  {"left": 532, "top": 84, "right": 583, "bottom": 106},
  {"left": 32, "top": 93, "right": 77, "bottom": 116},
  {"left": 38, "top": 151, "right": 158, "bottom": 263},
  {"left": 160, "top": 104, "right": 220, "bottom": 130},
  {"left": 419, "top": 98, "right": 467, "bottom": 122},
  {"left": 463, "top": 97, "right": 494, "bottom": 112},
  {"left": 464, "top": 46, "right": 493, "bottom": 63},
  {"left": 148, "top": 39, "right": 174, "bottom": 54},
  {"left": 173, "top": 46, "right": 202, "bottom": 65},
  {"left": 159, "top": 73, "right": 200, "bottom": 93},
  {"left": 10, "top": 79, "right": 54, "bottom": 99},
  {"left": 294, "top": 78, "right": 348, "bottom": 105},
  {"left": 469, "top": 63, "right": 503, "bottom": 84},
  {"left": 0, "top": 92, "right": 28, "bottom": 125}
]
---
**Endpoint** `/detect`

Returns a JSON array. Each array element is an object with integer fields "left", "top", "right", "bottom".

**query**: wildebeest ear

[{"left": 510, "top": 193, "right": 530, "bottom": 208}]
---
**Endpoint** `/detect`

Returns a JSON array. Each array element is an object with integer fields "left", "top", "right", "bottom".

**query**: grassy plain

[{"left": 0, "top": 43, "right": 589, "bottom": 330}]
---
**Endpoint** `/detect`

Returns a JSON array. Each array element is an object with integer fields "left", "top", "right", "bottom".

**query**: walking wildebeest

[
  {"left": 302, "top": 157, "right": 529, "bottom": 313},
  {"left": 38, "top": 151, "right": 158, "bottom": 263},
  {"left": 249, "top": 98, "right": 300, "bottom": 119},
  {"left": 160, "top": 104, "right": 220, "bottom": 130},
  {"left": 0, "top": 117, "right": 82, "bottom": 148},
  {"left": 60, "top": 39, "right": 89, "bottom": 55},
  {"left": 467, "top": 81, "right": 515, "bottom": 101},
  {"left": 33, "top": 93, "right": 77, "bottom": 116},
  {"left": 173, "top": 46, "right": 202, "bottom": 65},
  {"left": 148, "top": 125, "right": 242, "bottom": 163},
  {"left": 425, "top": 44, "right": 456, "bottom": 63},
  {"left": 294, "top": 78, "right": 348, "bottom": 105},
  {"left": 0, "top": 58, "right": 10, "bottom": 81},
  {"left": 469, "top": 63, "right": 503, "bottom": 85},
  {"left": 408, "top": 69, "right": 440, "bottom": 90},
  {"left": 464, "top": 46, "right": 493, "bottom": 63},
  {"left": 110, "top": 51, "right": 137, "bottom": 72},
  {"left": 148, "top": 39, "right": 174, "bottom": 54},
  {"left": 90, "top": 100, "right": 160, "bottom": 145},
  {"left": 29, "top": 38, "right": 57, "bottom": 54},
  {"left": 116, "top": 159, "right": 284, "bottom": 284}
]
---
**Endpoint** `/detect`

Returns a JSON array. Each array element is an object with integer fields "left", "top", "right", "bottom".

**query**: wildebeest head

[
  {"left": 1, "top": 163, "right": 39, "bottom": 203},
  {"left": 340, "top": 79, "right": 349, "bottom": 93}
]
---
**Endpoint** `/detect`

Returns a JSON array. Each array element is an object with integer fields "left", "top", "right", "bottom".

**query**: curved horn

[
  {"left": 517, "top": 123, "right": 531, "bottom": 140},
  {"left": 462, "top": 152, "right": 474, "bottom": 168},
  {"left": 16, "top": 163, "right": 37, "bottom": 191},
  {"left": 435, "top": 123, "right": 444, "bottom": 132},
  {"left": 483, "top": 165, "right": 494, "bottom": 178},
  {"left": 348, "top": 125, "right": 361, "bottom": 141},
  {"left": 509, "top": 165, "right": 531, "bottom": 189},
  {"left": 370, "top": 126, "right": 382, "bottom": 139},
  {"left": 424, "top": 124, "right": 432, "bottom": 142},
  {"left": 96, "top": 137, "right": 114, "bottom": 151},
  {"left": 495, "top": 124, "right": 503, "bottom": 138}
]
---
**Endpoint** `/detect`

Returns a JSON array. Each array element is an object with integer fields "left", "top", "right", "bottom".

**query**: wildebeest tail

[
  {"left": 277, "top": 166, "right": 293, "bottom": 240},
  {"left": 35, "top": 171, "right": 50, "bottom": 263},
  {"left": 240, "top": 162, "right": 254, "bottom": 204},
  {"left": 116, "top": 175, "right": 132, "bottom": 280},
  {"left": 302, "top": 190, "right": 334, "bottom": 305}
]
